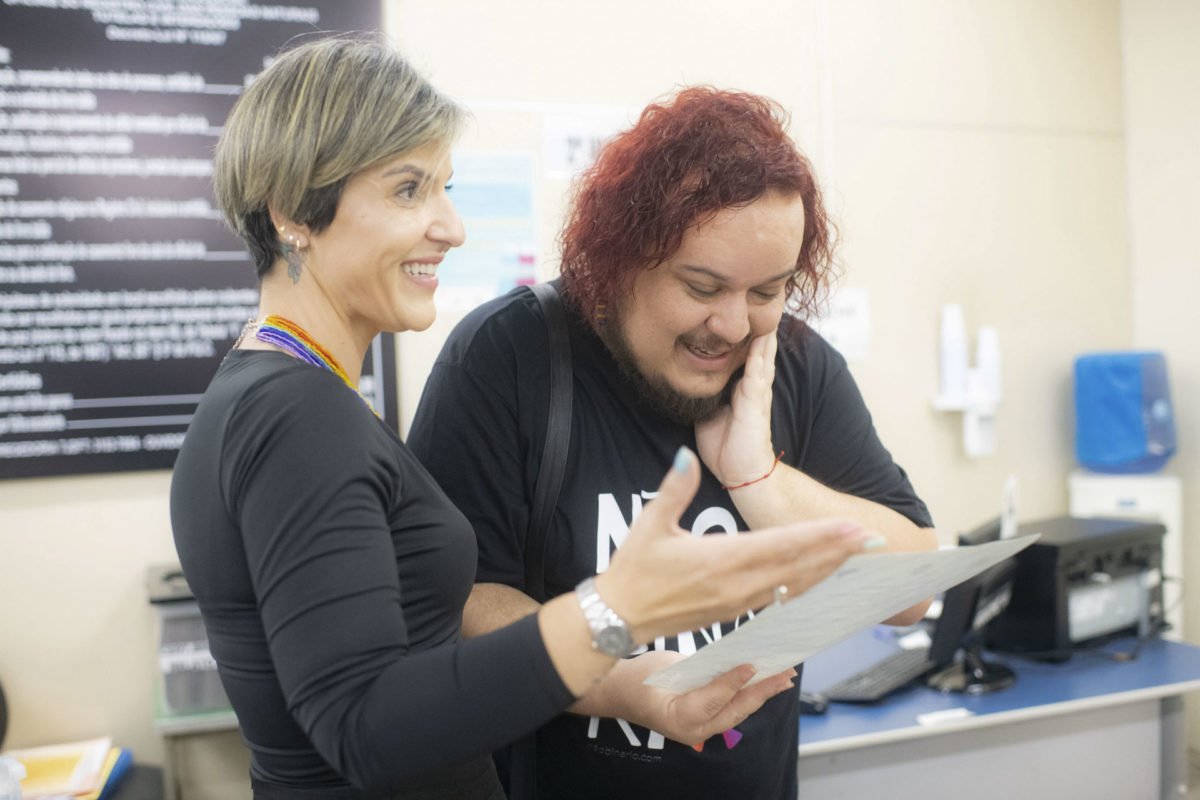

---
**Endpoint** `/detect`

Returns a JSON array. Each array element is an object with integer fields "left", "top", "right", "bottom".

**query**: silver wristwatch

[{"left": 575, "top": 576, "right": 636, "bottom": 658}]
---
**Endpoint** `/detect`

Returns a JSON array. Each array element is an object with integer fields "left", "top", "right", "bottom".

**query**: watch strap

[{"left": 575, "top": 576, "right": 635, "bottom": 657}]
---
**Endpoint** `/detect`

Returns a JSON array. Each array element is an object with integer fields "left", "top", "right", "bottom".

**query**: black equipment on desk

[
  {"left": 824, "top": 516, "right": 1019, "bottom": 702},
  {"left": 821, "top": 647, "right": 939, "bottom": 703},
  {"left": 986, "top": 516, "right": 1165, "bottom": 661},
  {"left": 924, "top": 518, "right": 1018, "bottom": 694}
]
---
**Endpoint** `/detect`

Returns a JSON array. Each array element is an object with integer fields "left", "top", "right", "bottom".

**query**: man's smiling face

[{"left": 601, "top": 192, "right": 805, "bottom": 422}]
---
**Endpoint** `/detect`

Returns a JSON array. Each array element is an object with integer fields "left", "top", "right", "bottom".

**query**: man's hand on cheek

[{"left": 695, "top": 331, "right": 779, "bottom": 487}]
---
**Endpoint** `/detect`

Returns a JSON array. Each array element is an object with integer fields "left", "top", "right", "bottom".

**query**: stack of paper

[{"left": 0, "top": 737, "right": 131, "bottom": 800}]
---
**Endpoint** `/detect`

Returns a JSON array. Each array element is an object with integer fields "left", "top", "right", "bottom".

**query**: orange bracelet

[{"left": 722, "top": 451, "right": 785, "bottom": 491}]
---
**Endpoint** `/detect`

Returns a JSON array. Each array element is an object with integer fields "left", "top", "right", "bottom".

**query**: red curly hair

[{"left": 559, "top": 87, "right": 836, "bottom": 324}]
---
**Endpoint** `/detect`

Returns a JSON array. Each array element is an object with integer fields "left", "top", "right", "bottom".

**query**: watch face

[{"left": 597, "top": 625, "right": 633, "bottom": 656}]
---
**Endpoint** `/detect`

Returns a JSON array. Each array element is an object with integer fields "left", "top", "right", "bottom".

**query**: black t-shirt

[
  {"left": 408, "top": 287, "right": 933, "bottom": 800},
  {"left": 170, "top": 350, "right": 574, "bottom": 799}
]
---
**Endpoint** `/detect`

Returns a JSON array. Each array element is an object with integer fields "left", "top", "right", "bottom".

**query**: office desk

[
  {"left": 153, "top": 704, "right": 242, "bottom": 800},
  {"left": 109, "top": 765, "right": 166, "bottom": 800},
  {"left": 799, "top": 630, "right": 1200, "bottom": 800}
]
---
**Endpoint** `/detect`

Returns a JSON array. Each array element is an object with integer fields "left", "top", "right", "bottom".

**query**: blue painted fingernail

[
  {"left": 673, "top": 447, "right": 693, "bottom": 473},
  {"left": 862, "top": 535, "right": 888, "bottom": 551}
]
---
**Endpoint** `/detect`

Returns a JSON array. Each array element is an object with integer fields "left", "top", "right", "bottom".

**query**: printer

[{"left": 987, "top": 516, "right": 1165, "bottom": 660}]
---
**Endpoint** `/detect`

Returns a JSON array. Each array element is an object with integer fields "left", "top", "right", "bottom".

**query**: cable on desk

[{"left": 993, "top": 621, "right": 1170, "bottom": 669}]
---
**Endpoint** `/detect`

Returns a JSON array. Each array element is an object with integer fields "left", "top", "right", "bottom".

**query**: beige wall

[
  {"left": 0, "top": 473, "right": 177, "bottom": 760},
  {"left": 1, "top": 0, "right": 1190, "bottom": 777},
  {"left": 388, "top": 0, "right": 827, "bottom": 431},
  {"left": 823, "top": 0, "right": 1129, "bottom": 536},
  {"left": 391, "top": 0, "right": 1131, "bottom": 537},
  {"left": 1120, "top": 0, "right": 1200, "bottom": 745}
]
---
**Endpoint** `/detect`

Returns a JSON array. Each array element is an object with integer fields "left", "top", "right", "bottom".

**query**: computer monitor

[{"left": 925, "top": 517, "right": 1018, "bottom": 695}]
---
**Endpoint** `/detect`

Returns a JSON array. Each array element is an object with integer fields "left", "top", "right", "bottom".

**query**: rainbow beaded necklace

[{"left": 251, "top": 315, "right": 373, "bottom": 410}]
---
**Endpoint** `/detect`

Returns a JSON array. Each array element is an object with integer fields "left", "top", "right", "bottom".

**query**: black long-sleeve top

[{"left": 170, "top": 351, "right": 574, "bottom": 798}]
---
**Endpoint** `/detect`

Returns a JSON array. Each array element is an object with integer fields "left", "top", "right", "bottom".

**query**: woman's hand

[
  {"left": 598, "top": 445, "right": 874, "bottom": 645},
  {"left": 695, "top": 331, "right": 779, "bottom": 488},
  {"left": 587, "top": 651, "right": 796, "bottom": 747}
]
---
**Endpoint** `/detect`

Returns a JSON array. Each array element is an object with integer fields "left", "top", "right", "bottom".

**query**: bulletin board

[{"left": 0, "top": 0, "right": 389, "bottom": 480}]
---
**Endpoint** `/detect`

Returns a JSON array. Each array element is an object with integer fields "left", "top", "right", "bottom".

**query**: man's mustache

[{"left": 679, "top": 332, "right": 753, "bottom": 354}]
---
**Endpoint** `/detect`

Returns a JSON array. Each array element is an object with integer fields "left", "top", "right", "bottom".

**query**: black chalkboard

[{"left": 0, "top": 1, "right": 390, "bottom": 479}]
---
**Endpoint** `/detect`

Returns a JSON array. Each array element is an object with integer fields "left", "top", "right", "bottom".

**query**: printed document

[{"left": 645, "top": 534, "right": 1038, "bottom": 692}]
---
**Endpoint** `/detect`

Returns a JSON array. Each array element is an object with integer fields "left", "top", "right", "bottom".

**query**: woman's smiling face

[{"left": 302, "top": 140, "right": 465, "bottom": 336}]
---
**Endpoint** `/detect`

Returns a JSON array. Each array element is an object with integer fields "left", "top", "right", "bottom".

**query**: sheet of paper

[{"left": 644, "top": 534, "right": 1038, "bottom": 692}]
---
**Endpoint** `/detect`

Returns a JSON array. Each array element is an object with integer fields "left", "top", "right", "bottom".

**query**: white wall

[
  {"left": 390, "top": 0, "right": 1131, "bottom": 537},
  {"left": 821, "top": 0, "right": 1129, "bottom": 536},
  {"left": 0, "top": 473, "right": 177, "bottom": 759},
  {"left": 2, "top": 0, "right": 1189, "bottom": 778},
  {"left": 1120, "top": 0, "right": 1200, "bottom": 747},
  {"left": 387, "top": 0, "right": 828, "bottom": 431}
]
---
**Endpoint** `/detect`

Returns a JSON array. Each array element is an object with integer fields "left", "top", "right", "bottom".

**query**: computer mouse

[{"left": 798, "top": 691, "right": 828, "bottom": 715}]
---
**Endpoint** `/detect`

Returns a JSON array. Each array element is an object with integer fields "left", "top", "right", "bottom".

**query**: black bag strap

[
  {"left": 500, "top": 282, "right": 572, "bottom": 800},
  {"left": 525, "top": 281, "right": 572, "bottom": 603}
]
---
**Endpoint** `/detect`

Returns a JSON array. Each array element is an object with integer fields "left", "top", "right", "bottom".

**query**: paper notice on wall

[
  {"left": 542, "top": 106, "right": 635, "bottom": 180},
  {"left": 438, "top": 153, "right": 538, "bottom": 309},
  {"left": 808, "top": 286, "right": 871, "bottom": 363}
]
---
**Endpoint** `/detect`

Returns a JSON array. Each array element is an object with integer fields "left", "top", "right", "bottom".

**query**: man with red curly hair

[{"left": 410, "top": 87, "right": 936, "bottom": 799}]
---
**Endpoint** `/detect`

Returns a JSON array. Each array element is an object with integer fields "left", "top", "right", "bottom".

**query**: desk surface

[
  {"left": 799, "top": 628, "right": 1200, "bottom": 756},
  {"left": 152, "top": 630, "right": 1200, "bottom": 756},
  {"left": 109, "top": 764, "right": 165, "bottom": 800},
  {"left": 153, "top": 705, "right": 238, "bottom": 737}
]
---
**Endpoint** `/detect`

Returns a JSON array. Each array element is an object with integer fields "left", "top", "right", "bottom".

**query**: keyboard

[{"left": 822, "top": 648, "right": 937, "bottom": 703}]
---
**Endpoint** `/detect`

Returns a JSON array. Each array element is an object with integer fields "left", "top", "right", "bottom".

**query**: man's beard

[{"left": 597, "top": 309, "right": 747, "bottom": 426}]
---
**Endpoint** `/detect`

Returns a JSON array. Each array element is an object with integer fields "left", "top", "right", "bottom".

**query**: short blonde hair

[{"left": 213, "top": 35, "right": 465, "bottom": 278}]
